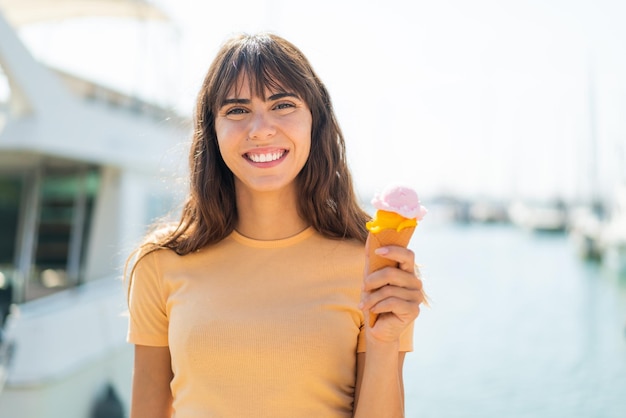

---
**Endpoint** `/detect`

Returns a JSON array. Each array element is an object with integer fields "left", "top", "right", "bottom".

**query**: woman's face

[{"left": 214, "top": 73, "right": 312, "bottom": 196}]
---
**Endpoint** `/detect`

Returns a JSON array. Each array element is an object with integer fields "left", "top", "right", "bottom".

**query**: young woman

[{"left": 127, "top": 33, "right": 425, "bottom": 418}]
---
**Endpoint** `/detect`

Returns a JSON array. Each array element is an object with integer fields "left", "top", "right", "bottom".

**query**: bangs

[{"left": 212, "top": 35, "right": 312, "bottom": 109}]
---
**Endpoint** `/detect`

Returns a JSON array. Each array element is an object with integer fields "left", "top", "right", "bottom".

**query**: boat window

[
  {"left": 27, "top": 167, "right": 99, "bottom": 300},
  {"left": 0, "top": 166, "right": 99, "bottom": 305}
]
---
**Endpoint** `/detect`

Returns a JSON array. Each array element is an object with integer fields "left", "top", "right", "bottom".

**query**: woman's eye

[
  {"left": 275, "top": 102, "right": 295, "bottom": 110},
  {"left": 226, "top": 107, "right": 247, "bottom": 115}
]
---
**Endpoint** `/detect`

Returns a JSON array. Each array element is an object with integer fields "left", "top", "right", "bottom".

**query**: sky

[{"left": 6, "top": 0, "right": 626, "bottom": 202}]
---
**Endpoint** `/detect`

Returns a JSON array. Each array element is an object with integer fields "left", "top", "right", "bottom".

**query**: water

[{"left": 403, "top": 222, "right": 626, "bottom": 418}]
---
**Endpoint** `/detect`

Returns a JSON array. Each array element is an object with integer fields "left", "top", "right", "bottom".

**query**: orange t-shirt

[{"left": 128, "top": 227, "right": 413, "bottom": 417}]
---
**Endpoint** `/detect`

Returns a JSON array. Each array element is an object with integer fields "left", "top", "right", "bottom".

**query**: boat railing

[{"left": 52, "top": 68, "right": 185, "bottom": 123}]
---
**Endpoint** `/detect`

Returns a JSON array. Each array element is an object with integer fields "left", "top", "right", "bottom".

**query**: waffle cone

[{"left": 366, "top": 226, "right": 415, "bottom": 327}]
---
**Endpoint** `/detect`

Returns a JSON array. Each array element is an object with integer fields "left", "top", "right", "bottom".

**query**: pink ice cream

[{"left": 371, "top": 184, "right": 428, "bottom": 220}]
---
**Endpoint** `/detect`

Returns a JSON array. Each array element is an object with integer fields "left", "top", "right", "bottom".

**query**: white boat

[
  {"left": 508, "top": 199, "right": 568, "bottom": 233},
  {"left": 568, "top": 203, "right": 605, "bottom": 261},
  {"left": 601, "top": 185, "right": 626, "bottom": 276},
  {"left": 602, "top": 221, "right": 626, "bottom": 276},
  {"left": 0, "top": 2, "right": 188, "bottom": 416}
]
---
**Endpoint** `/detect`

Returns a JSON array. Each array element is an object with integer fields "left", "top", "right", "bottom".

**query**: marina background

[
  {"left": 1, "top": 0, "right": 626, "bottom": 417},
  {"left": 14, "top": 0, "right": 626, "bottom": 202},
  {"left": 404, "top": 220, "right": 626, "bottom": 418}
]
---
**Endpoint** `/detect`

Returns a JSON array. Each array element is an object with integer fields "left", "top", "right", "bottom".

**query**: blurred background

[{"left": 0, "top": 0, "right": 625, "bottom": 417}]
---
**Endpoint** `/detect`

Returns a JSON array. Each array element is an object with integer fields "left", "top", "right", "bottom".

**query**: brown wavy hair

[{"left": 136, "top": 33, "right": 369, "bottom": 260}]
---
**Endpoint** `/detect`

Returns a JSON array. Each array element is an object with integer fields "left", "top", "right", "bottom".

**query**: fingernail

[{"left": 374, "top": 247, "right": 389, "bottom": 255}]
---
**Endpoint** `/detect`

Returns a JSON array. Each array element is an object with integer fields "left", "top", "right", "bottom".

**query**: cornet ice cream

[{"left": 365, "top": 184, "right": 427, "bottom": 326}]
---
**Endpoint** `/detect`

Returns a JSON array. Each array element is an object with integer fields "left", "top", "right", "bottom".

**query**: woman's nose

[{"left": 248, "top": 111, "right": 276, "bottom": 140}]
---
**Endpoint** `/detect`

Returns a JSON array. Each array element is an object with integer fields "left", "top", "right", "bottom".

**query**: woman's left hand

[{"left": 359, "top": 241, "right": 425, "bottom": 343}]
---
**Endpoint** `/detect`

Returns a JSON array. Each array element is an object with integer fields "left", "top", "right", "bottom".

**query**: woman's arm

[
  {"left": 355, "top": 243, "right": 424, "bottom": 418},
  {"left": 130, "top": 345, "right": 174, "bottom": 418},
  {"left": 354, "top": 350, "right": 406, "bottom": 418}
]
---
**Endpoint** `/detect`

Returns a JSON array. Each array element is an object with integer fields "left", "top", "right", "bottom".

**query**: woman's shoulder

[{"left": 131, "top": 223, "right": 181, "bottom": 264}]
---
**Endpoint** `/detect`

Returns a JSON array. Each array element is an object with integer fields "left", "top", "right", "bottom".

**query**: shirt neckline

[{"left": 229, "top": 226, "right": 316, "bottom": 248}]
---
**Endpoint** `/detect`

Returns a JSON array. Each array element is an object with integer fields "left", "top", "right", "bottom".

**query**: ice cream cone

[
  {"left": 366, "top": 226, "right": 415, "bottom": 327},
  {"left": 364, "top": 184, "right": 427, "bottom": 327}
]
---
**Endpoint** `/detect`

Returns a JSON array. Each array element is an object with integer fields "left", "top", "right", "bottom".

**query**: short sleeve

[
  {"left": 356, "top": 320, "right": 415, "bottom": 353},
  {"left": 127, "top": 250, "right": 169, "bottom": 346}
]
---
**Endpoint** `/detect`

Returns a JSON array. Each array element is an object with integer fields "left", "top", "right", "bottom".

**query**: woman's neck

[{"left": 235, "top": 186, "right": 309, "bottom": 241}]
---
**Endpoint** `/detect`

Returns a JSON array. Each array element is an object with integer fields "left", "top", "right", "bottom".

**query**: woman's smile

[{"left": 244, "top": 148, "right": 288, "bottom": 165}]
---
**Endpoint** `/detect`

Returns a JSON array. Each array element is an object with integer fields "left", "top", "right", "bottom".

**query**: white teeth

[{"left": 248, "top": 151, "right": 284, "bottom": 163}]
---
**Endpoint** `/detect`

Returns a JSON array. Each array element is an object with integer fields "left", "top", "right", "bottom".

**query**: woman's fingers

[
  {"left": 370, "top": 244, "right": 416, "bottom": 273},
  {"left": 361, "top": 241, "right": 426, "bottom": 342},
  {"left": 361, "top": 244, "right": 426, "bottom": 340},
  {"left": 363, "top": 259, "right": 423, "bottom": 293},
  {"left": 360, "top": 284, "right": 424, "bottom": 313},
  {"left": 370, "top": 297, "right": 421, "bottom": 322}
]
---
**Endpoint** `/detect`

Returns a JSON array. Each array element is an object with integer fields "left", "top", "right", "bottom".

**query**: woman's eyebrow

[
  {"left": 221, "top": 98, "right": 250, "bottom": 107},
  {"left": 267, "top": 92, "right": 299, "bottom": 101}
]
